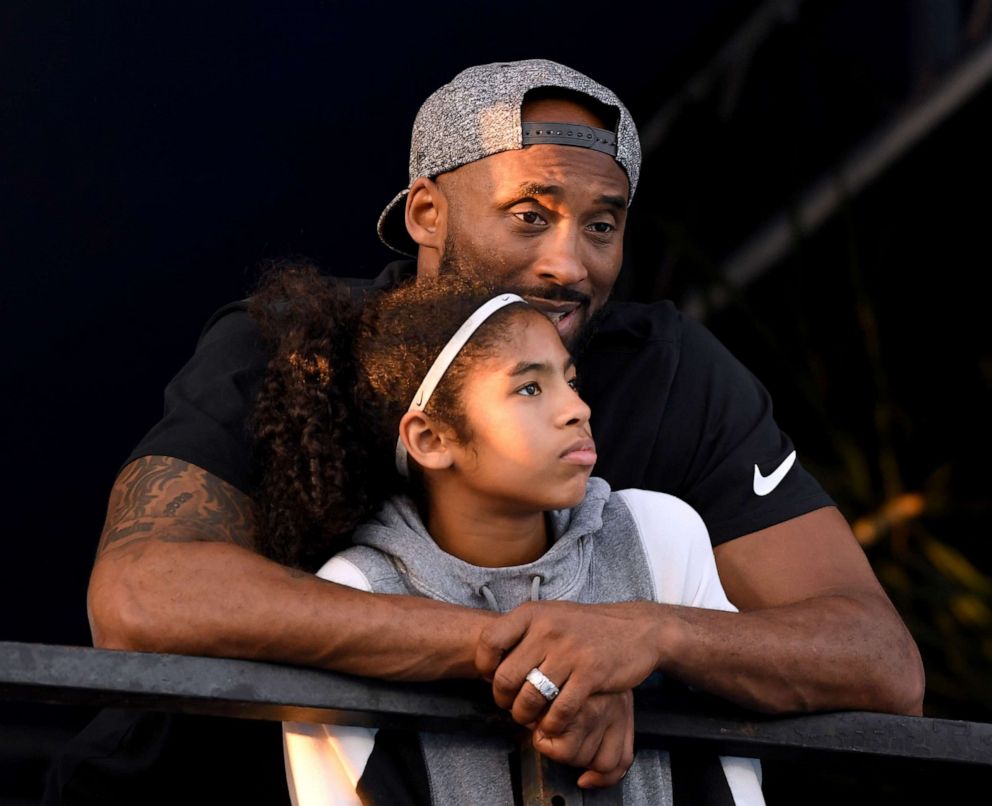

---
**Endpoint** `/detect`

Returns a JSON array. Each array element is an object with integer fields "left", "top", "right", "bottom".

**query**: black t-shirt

[
  {"left": 51, "top": 260, "right": 832, "bottom": 804},
  {"left": 126, "top": 260, "right": 831, "bottom": 546}
]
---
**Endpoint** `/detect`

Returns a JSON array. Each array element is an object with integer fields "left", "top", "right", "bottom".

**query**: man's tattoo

[
  {"left": 164, "top": 492, "right": 193, "bottom": 516},
  {"left": 97, "top": 456, "right": 259, "bottom": 555},
  {"left": 103, "top": 521, "right": 154, "bottom": 546}
]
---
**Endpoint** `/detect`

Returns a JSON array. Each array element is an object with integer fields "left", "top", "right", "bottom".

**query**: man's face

[{"left": 433, "top": 99, "right": 630, "bottom": 348}]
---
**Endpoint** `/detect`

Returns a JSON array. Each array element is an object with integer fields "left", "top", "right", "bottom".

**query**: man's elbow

[
  {"left": 880, "top": 634, "right": 926, "bottom": 716},
  {"left": 87, "top": 559, "right": 161, "bottom": 652},
  {"left": 863, "top": 600, "right": 926, "bottom": 716}
]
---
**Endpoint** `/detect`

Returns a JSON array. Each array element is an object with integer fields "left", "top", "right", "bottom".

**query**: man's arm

[
  {"left": 478, "top": 506, "right": 924, "bottom": 730},
  {"left": 88, "top": 455, "right": 490, "bottom": 679},
  {"left": 702, "top": 505, "right": 924, "bottom": 714},
  {"left": 89, "top": 454, "right": 635, "bottom": 786}
]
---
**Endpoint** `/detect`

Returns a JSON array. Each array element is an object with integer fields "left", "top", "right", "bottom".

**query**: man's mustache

[
  {"left": 435, "top": 250, "right": 591, "bottom": 308},
  {"left": 508, "top": 284, "right": 591, "bottom": 307}
]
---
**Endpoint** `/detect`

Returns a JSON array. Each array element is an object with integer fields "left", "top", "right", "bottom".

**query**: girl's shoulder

[
  {"left": 607, "top": 487, "right": 733, "bottom": 610},
  {"left": 314, "top": 545, "right": 407, "bottom": 595},
  {"left": 610, "top": 488, "right": 709, "bottom": 547}
]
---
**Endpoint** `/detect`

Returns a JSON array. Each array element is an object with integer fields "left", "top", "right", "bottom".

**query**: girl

[{"left": 249, "top": 266, "right": 763, "bottom": 806}]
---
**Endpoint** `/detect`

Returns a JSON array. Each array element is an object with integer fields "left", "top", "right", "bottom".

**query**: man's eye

[
  {"left": 515, "top": 211, "right": 547, "bottom": 226},
  {"left": 588, "top": 221, "right": 615, "bottom": 234},
  {"left": 517, "top": 382, "right": 541, "bottom": 396}
]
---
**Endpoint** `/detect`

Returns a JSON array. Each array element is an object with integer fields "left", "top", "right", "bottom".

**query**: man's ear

[
  {"left": 406, "top": 177, "right": 447, "bottom": 276},
  {"left": 398, "top": 410, "right": 454, "bottom": 471}
]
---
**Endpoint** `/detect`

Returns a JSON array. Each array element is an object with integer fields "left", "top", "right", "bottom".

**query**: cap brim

[{"left": 376, "top": 189, "right": 418, "bottom": 258}]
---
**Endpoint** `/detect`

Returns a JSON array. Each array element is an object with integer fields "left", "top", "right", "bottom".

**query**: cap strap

[
  {"left": 395, "top": 293, "right": 526, "bottom": 477},
  {"left": 521, "top": 121, "right": 617, "bottom": 156}
]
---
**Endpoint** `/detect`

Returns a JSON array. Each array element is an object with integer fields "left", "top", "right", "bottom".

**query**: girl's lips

[{"left": 561, "top": 438, "right": 598, "bottom": 466}]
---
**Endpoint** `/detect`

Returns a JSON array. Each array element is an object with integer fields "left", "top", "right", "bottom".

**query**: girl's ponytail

[
  {"left": 249, "top": 261, "right": 379, "bottom": 570},
  {"left": 249, "top": 262, "right": 539, "bottom": 570}
]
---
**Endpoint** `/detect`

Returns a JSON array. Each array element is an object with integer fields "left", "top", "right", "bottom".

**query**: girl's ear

[{"left": 399, "top": 410, "right": 454, "bottom": 471}]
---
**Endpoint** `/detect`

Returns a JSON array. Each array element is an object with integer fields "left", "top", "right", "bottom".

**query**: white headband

[{"left": 395, "top": 293, "right": 526, "bottom": 477}]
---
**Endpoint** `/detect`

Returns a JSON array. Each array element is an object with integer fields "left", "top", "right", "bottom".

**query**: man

[{"left": 80, "top": 59, "right": 922, "bottom": 797}]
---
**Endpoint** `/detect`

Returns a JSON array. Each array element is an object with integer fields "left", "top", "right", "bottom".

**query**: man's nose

[{"left": 533, "top": 230, "right": 587, "bottom": 287}]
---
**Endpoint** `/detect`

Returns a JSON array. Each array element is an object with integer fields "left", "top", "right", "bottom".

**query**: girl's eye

[
  {"left": 517, "top": 382, "right": 541, "bottom": 396},
  {"left": 567, "top": 376, "right": 579, "bottom": 391}
]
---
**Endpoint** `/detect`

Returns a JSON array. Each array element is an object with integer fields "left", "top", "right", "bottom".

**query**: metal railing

[{"left": 2, "top": 641, "right": 991, "bottom": 802}]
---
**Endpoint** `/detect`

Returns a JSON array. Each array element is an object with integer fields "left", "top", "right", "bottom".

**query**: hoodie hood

[{"left": 351, "top": 477, "right": 612, "bottom": 612}]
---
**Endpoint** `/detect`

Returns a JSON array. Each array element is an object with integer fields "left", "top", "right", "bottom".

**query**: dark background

[{"left": 3, "top": 1, "right": 991, "bottom": 803}]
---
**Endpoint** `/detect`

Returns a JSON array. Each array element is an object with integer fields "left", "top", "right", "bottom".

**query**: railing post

[{"left": 518, "top": 740, "right": 605, "bottom": 806}]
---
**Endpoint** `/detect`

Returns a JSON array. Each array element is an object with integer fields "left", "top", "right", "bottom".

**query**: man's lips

[
  {"left": 525, "top": 297, "right": 585, "bottom": 333},
  {"left": 560, "top": 437, "right": 597, "bottom": 466}
]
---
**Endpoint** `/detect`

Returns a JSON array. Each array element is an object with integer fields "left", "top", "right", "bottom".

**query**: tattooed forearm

[{"left": 97, "top": 456, "right": 259, "bottom": 556}]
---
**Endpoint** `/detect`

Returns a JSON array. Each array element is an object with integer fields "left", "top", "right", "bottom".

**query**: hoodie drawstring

[
  {"left": 479, "top": 584, "right": 499, "bottom": 611},
  {"left": 530, "top": 574, "right": 542, "bottom": 602},
  {"left": 478, "top": 575, "right": 543, "bottom": 612}
]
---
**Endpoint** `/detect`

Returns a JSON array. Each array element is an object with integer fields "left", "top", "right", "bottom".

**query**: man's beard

[
  {"left": 565, "top": 301, "right": 608, "bottom": 360},
  {"left": 438, "top": 235, "right": 610, "bottom": 355}
]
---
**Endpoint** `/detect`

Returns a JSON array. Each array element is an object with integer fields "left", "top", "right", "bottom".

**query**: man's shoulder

[
  {"left": 590, "top": 299, "right": 748, "bottom": 375},
  {"left": 338, "top": 259, "right": 416, "bottom": 293},
  {"left": 197, "top": 260, "right": 416, "bottom": 345},
  {"left": 586, "top": 298, "right": 720, "bottom": 371},
  {"left": 594, "top": 299, "right": 685, "bottom": 345}
]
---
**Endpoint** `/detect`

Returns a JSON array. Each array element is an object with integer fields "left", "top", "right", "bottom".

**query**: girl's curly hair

[{"left": 248, "top": 261, "right": 537, "bottom": 570}]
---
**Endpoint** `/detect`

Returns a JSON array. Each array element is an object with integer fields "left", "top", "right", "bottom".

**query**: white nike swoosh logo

[{"left": 753, "top": 450, "right": 797, "bottom": 496}]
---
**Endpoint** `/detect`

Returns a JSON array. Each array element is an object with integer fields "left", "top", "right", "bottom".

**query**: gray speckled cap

[{"left": 378, "top": 59, "right": 641, "bottom": 257}]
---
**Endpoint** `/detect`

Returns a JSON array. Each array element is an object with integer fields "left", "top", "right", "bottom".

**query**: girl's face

[{"left": 444, "top": 311, "right": 597, "bottom": 513}]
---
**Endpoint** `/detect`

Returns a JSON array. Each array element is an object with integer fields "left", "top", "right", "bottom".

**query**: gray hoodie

[{"left": 284, "top": 478, "right": 764, "bottom": 806}]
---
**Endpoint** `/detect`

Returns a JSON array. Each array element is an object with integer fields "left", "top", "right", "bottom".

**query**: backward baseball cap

[{"left": 377, "top": 58, "right": 641, "bottom": 257}]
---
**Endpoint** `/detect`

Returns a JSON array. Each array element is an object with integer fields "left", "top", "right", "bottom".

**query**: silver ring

[{"left": 525, "top": 667, "right": 560, "bottom": 701}]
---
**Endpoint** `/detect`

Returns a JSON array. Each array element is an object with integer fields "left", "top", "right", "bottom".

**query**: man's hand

[
  {"left": 478, "top": 507, "right": 923, "bottom": 720},
  {"left": 530, "top": 690, "right": 635, "bottom": 789},
  {"left": 477, "top": 600, "right": 662, "bottom": 728},
  {"left": 479, "top": 607, "right": 639, "bottom": 787}
]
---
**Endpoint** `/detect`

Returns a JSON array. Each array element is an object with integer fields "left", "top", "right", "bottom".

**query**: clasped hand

[{"left": 475, "top": 600, "right": 663, "bottom": 788}]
